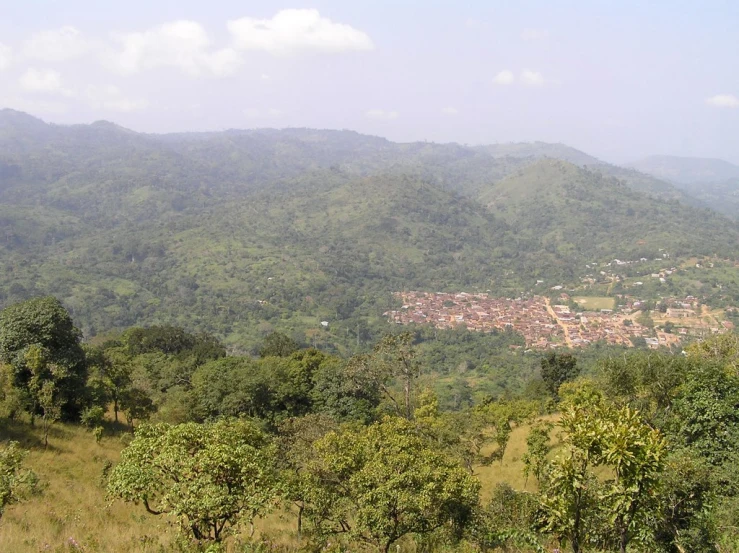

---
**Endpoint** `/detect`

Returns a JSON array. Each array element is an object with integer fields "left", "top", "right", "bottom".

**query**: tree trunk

[
  {"left": 113, "top": 397, "right": 119, "bottom": 423},
  {"left": 297, "top": 504, "right": 303, "bottom": 543},
  {"left": 404, "top": 374, "right": 412, "bottom": 420}
]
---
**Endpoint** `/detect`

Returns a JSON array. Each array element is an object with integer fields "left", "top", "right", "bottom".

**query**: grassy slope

[{"left": 0, "top": 416, "right": 557, "bottom": 552}]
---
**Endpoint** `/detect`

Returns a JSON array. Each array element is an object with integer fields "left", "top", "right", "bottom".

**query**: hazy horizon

[{"left": 1, "top": 1, "right": 737, "bottom": 164}]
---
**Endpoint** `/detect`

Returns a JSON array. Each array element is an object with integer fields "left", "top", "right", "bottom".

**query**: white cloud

[
  {"left": 365, "top": 109, "right": 399, "bottom": 120},
  {"left": 0, "top": 43, "right": 12, "bottom": 70},
  {"left": 493, "top": 70, "right": 515, "bottom": 85},
  {"left": 441, "top": 107, "right": 459, "bottom": 115},
  {"left": 19, "top": 68, "right": 74, "bottom": 96},
  {"left": 521, "top": 28, "right": 549, "bottom": 41},
  {"left": 243, "top": 107, "right": 283, "bottom": 119},
  {"left": 260, "top": 73, "right": 271, "bottom": 80},
  {"left": 706, "top": 94, "right": 739, "bottom": 108},
  {"left": 521, "top": 69, "right": 545, "bottom": 86},
  {"left": 228, "top": 9, "right": 373, "bottom": 55},
  {"left": 87, "top": 85, "right": 148, "bottom": 112},
  {"left": 108, "top": 20, "right": 241, "bottom": 77},
  {"left": 23, "top": 26, "right": 90, "bottom": 62}
]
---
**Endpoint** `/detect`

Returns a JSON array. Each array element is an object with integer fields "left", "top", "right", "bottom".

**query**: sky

[{"left": 0, "top": 0, "right": 737, "bottom": 164}]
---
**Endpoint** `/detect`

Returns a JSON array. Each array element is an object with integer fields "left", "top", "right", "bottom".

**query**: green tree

[
  {"left": 0, "top": 297, "right": 87, "bottom": 421},
  {"left": 373, "top": 332, "right": 421, "bottom": 419},
  {"left": 259, "top": 331, "right": 301, "bottom": 358},
  {"left": 24, "top": 345, "right": 64, "bottom": 446},
  {"left": 312, "top": 416, "right": 480, "bottom": 552},
  {"left": 540, "top": 352, "right": 579, "bottom": 397},
  {"left": 275, "top": 414, "right": 339, "bottom": 543},
  {"left": 538, "top": 391, "right": 666, "bottom": 553},
  {"left": 86, "top": 345, "right": 132, "bottom": 423},
  {"left": 522, "top": 422, "right": 552, "bottom": 486},
  {"left": 0, "top": 441, "right": 37, "bottom": 521},
  {"left": 107, "top": 419, "right": 278, "bottom": 543},
  {"left": 119, "top": 387, "right": 156, "bottom": 430}
]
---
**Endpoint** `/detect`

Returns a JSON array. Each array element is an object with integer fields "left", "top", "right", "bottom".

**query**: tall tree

[
  {"left": 0, "top": 297, "right": 87, "bottom": 420},
  {"left": 373, "top": 332, "right": 420, "bottom": 419},
  {"left": 538, "top": 390, "right": 666, "bottom": 553},
  {"left": 540, "top": 351, "right": 579, "bottom": 398}
]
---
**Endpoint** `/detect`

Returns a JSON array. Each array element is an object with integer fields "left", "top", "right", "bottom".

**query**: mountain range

[
  {"left": 0, "top": 108, "right": 737, "bottom": 350},
  {"left": 628, "top": 155, "right": 739, "bottom": 217}
]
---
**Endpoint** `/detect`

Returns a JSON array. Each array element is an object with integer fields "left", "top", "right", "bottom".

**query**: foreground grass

[
  {"left": 0, "top": 421, "right": 177, "bottom": 552},
  {"left": 0, "top": 417, "right": 554, "bottom": 552}
]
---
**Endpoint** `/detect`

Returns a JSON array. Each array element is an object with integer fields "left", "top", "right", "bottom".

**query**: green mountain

[
  {"left": 476, "top": 142, "right": 601, "bottom": 165},
  {"left": 478, "top": 159, "right": 738, "bottom": 261},
  {"left": 476, "top": 140, "right": 694, "bottom": 203},
  {"left": 627, "top": 155, "right": 739, "bottom": 217},
  {"left": 1, "top": 110, "right": 738, "bottom": 350}
]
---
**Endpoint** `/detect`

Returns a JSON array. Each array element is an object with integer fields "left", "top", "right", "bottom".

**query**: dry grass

[
  {"left": 474, "top": 414, "right": 560, "bottom": 502},
  {"left": 0, "top": 420, "right": 179, "bottom": 552},
  {"left": 0, "top": 416, "right": 563, "bottom": 552}
]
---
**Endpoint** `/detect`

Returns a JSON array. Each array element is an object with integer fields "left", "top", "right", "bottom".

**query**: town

[{"left": 385, "top": 291, "right": 731, "bottom": 349}]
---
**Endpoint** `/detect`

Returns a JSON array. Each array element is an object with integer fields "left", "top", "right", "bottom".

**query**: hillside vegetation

[
  {"left": 0, "top": 111, "right": 738, "bottom": 349},
  {"left": 628, "top": 155, "right": 739, "bottom": 217},
  {"left": 1, "top": 296, "right": 739, "bottom": 552}
]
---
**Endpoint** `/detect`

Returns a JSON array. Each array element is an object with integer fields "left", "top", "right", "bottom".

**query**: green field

[{"left": 572, "top": 296, "right": 615, "bottom": 310}]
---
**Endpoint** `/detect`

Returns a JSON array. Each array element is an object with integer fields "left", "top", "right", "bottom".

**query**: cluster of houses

[
  {"left": 548, "top": 304, "right": 649, "bottom": 347},
  {"left": 384, "top": 292, "right": 564, "bottom": 348},
  {"left": 385, "top": 291, "right": 732, "bottom": 350}
]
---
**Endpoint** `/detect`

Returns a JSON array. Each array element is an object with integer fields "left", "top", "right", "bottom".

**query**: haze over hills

[
  {"left": 628, "top": 155, "right": 739, "bottom": 184},
  {"left": 627, "top": 155, "right": 739, "bottom": 218},
  {"left": 1, "top": 109, "right": 738, "bottom": 349}
]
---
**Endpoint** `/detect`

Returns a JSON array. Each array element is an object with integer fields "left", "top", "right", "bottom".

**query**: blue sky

[{"left": 1, "top": 0, "right": 737, "bottom": 163}]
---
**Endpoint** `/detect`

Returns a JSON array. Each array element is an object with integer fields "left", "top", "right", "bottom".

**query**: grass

[
  {"left": 0, "top": 420, "right": 178, "bottom": 553},
  {"left": 475, "top": 414, "right": 560, "bottom": 502},
  {"left": 0, "top": 416, "right": 560, "bottom": 552},
  {"left": 572, "top": 296, "right": 615, "bottom": 311}
]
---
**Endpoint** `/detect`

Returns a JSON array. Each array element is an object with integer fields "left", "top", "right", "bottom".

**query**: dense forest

[
  {"left": 1, "top": 296, "right": 739, "bottom": 552},
  {"left": 1, "top": 110, "right": 738, "bottom": 352}
]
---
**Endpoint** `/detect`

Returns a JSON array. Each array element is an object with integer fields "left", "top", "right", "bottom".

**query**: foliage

[
  {"left": 538, "top": 390, "right": 667, "bottom": 553},
  {"left": 0, "top": 296, "right": 87, "bottom": 420},
  {"left": 540, "top": 351, "right": 579, "bottom": 398},
  {"left": 522, "top": 422, "right": 553, "bottom": 486},
  {"left": 107, "top": 419, "right": 279, "bottom": 542},
  {"left": 372, "top": 332, "right": 420, "bottom": 419},
  {"left": 259, "top": 332, "right": 302, "bottom": 358},
  {"left": 0, "top": 441, "right": 37, "bottom": 520},
  {"left": 310, "top": 416, "right": 480, "bottom": 552}
]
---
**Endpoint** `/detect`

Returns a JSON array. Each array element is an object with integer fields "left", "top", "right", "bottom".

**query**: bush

[{"left": 80, "top": 406, "right": 105, "bottom": 429}]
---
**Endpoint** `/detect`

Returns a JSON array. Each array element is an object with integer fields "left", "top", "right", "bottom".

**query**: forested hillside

[
  {"left": 628, "top": 155, "right": 739, "bottom": 217},
  {"left": 0, "top": 110, "right": 738, "bottom": 351}
]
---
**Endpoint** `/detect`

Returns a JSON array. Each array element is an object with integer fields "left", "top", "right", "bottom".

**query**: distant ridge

[{"left": 628, "top": 155, "right": 739, "bottom": 184}]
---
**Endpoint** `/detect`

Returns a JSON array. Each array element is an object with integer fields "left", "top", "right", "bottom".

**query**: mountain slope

[
  {"left": 628, "top": 155, "right": 739, "bottom": 184},
  {"left": 479, "top": 159, "right": 739, "bottom": 261},
  {"left": 627, "top": 155, "right": 739, "bottom": 218},
  {"left": 1, "top": 111, "right": 738, "bottom": 349},
  {"left": 476, "top": 142, "right": 601, "bottom": 165},
  {"left": 475, "top": 139, "right": 694, "bottom": 203},
  {"left": 0, "top": 110, "right": 693, "bottom": 210}
]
